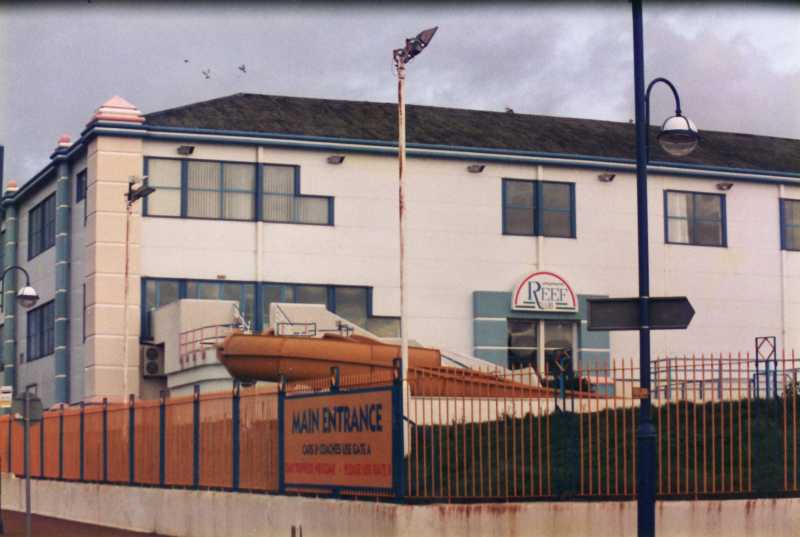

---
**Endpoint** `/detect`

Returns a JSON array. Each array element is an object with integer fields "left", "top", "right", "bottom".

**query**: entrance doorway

[{"left": 507, "top": 319, "right": 577, "bottom": 378}]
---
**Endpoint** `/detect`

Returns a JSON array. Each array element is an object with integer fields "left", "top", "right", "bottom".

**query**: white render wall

[{"left": 139, "top": 139, "right": 800, "bottom": 362}]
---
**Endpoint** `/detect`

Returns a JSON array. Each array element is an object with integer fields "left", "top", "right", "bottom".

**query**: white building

[{"left": 1, "top": 93, "right": 798, "bottom": 407}]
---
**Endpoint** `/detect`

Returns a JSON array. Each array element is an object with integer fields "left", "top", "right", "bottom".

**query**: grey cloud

[{"left": 0, "top": 3, "right": 797, "bottom": 185}]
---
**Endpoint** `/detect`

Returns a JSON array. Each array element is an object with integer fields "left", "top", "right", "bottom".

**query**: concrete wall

[
  {"left": 1, "top": 474, "right": 798, "bottom": 537},
  {"left": 84, "top": 135, "right": 143, "bottom": 402},
  {"left": 140, "top": 139, "right": 800, "bottom": 363}
]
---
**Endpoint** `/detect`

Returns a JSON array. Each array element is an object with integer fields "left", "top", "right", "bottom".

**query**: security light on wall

[
  {"left": 177, "top": 145, "right": 195, "bottom": 155},
  {"left": 598, "top": 172, "right": 616, "bottom": 183},
  {"left": 467, "top": 164, "right": 485, "bottom": 173},
  {"left": 126, "top": 175, "right": 155, "bottom": 204},
  {"left": 716, "top": 182, "right": 734, "bottom": 191},
  {"left": 326, "top": 155, "right": 345, "bottom": 165}
]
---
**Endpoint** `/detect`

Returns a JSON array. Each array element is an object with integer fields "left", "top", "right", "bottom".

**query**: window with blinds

[
  {"left": 143, "top": 158, "right": 332, "bottom": 225},
  {"left": 665, "top": 191, "right": 726, "bottom": 247},
  {"left": 262, "top": 164, "right": 331, "bottom": 225},
  {"left": 187, "top": 161, "right": 255, "bottom": 220}
]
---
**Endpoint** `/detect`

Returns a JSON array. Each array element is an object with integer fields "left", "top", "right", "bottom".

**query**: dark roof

[{"left": 145, "top": 93, "right": 800, "bottom": 175}]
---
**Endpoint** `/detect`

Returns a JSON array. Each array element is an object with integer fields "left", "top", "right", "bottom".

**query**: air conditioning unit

[{"left": 141, "top": 344, "right": 165, "bottom": 378}]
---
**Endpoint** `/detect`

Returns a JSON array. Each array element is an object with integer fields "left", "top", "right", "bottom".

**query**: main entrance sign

[
  {"left": 512, "top": 271, "right": 578, "bottom": 313},
  {"left": 283, "top": 388, "right": 394, "bottom": 490}
]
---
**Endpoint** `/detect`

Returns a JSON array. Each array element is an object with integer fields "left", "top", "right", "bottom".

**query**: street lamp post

[
  {"left": 0, "top": 264, "right": 38, "bottom": 537},
  {"left": 631, "top": 2, "right": 699, "bottom": 536},
  {"left": 393, "top": 26, "right": 437, "bottom": 381},
  {"left": 1, "top": 266, "right": 39, "bottom": 310}
]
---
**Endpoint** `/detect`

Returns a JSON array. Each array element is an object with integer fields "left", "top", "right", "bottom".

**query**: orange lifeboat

[
  {"left": 218, "top": 332, "right": 440, "bottom": 382},
  {"left": 217, "top": 332, "right": 564, "bottom": 398}
]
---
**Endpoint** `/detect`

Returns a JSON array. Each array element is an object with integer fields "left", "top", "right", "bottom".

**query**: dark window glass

[
  {"left": 503, "top": 179, "right": 574, "bottom": 238},
  {"left": 260, "top": 282, "right": 398, "bottom": 336},
  {"left": 507, "top": 319, "right": 537, "bottom": 370},
  {"left": 366, "top": 317, "right": 401, "bottom": 338},
  {"left": 142, "top": 279, "right": 180, "bottom": 339},
  {"left": 263, "top": 284, "right": 291, "bottom": 326},
  {"left": 82, "top": 284, "right": 86, "bottom": 343},
  {"left": 781, "top": 199, "right": 800, "bottom": 251},
  {"left": 75, "top": 170, "right": 87, "bottom": 202},
  {"left": 0, "top": 230, "right": 4, "bottom": 312},
  {"left": 334, "top": 287, "right": 368, "bottom": 327},
  {"left": 665, "top": 191, "right": 726, "bottom": 247},
  {"left": 28, "top": 194, "right": 56, "bottom": 259},
  {"left": 543, "top": 320, "right": 574, "bottom": 377},
  {"left": 27, "top": 301, "right": 55, "bottom": 361},
  {"left": 295, "top": 285, "right": 328, "bottom": 305}
]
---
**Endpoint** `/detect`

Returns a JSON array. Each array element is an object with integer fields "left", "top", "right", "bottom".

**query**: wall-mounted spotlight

[
  {"left": 177, "top": 145, "right": 195, "bottom": 155},
  {"left": 467, "top": 164, "right": 485, "bottom": 173},
  {"left": 598, "top": 172, "right": 616, "bottom": 183},
  {"left": 326, "top": 155, "right": 345, "bottom": 165},
  {"left": 716, "top": 182, "right": 734, "bottom": 191},
  {"left": 126, "top": 175, "right": 154, "bottom": 205}
]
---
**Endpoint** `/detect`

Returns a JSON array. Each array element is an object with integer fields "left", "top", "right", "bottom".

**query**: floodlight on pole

[{"left": 393, "top": 26, "right": 437, "bottom": 388}]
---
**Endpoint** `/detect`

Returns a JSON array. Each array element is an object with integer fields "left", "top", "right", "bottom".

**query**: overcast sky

[{"left": 1, "top": 2, "right": 798, "bottom": 184}]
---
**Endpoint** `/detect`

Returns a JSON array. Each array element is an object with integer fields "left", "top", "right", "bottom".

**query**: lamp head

[
  {"left": 17, "top": 286, "right": 39, "bottom": 309},
  {"left": 396, "top": 26, "right": 438, "bottom": 64},
  {"left": 657, "top": 114, "right": 699, "bottom": 157}
]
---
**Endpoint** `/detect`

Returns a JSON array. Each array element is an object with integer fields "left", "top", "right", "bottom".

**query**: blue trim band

[{"left": 7, "top": 119, "right": 800, "bottom": 208}]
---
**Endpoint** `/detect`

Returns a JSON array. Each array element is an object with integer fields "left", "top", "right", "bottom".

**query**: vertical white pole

[{"left": 397, "top": 62, "right": 409, "bottom": 381}]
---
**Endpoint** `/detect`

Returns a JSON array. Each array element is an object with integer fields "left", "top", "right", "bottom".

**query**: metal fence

[
  {"left": 403, "top": 352, "right": 800, "bottom": 500},
  {"left": 0, "top": 351, "right": 797, "bottom": 502},
  {"left": 0, "top": 385, "right": 280, "bottom": 493}
]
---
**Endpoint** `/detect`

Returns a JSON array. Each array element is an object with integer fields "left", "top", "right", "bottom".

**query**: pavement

[{"left": 0, "top": 510, "right": 167, "bottom": 536}]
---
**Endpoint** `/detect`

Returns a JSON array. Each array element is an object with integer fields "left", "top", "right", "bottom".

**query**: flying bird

[
  {"left": 201, "top": 69, "right": 211, "bottom": 80},
  {"left": 238, "top": 64, "right": 247, "bottom": 73}
]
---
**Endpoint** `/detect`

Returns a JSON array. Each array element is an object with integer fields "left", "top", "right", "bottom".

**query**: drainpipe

[
  {"left": 779, "top": 184, "right": 787, "bottom": 348},
  {"left": 53, "top": 135, "right": 72, "bottom": 404},
  {"left": 2, "top": 181, "right": 19, "bottom": 391}
]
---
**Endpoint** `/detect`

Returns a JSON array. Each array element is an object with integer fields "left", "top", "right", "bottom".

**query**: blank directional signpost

[{"left": 587, "top": 296, "right": 695, "bottom": 331}]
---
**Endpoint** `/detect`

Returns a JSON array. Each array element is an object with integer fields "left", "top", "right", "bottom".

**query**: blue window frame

[
  {"left": 75, "top": 169, "right": 87, "bottom": 202},
  {"left": 27, "top": 301, "right": 54, "bottom": 361},
  {"left": 140, "top": 278, "right": 399, "bottom": 340},
  {"left": 664, "top": 190, "right": 727, "bottom": 247},
  {"left": 781, "top": 199, "right": 800, "bottom": 251},
  {"left": 28, "top": 194, "right": 56, "bottom": 260},
  {"left": 143, "top": 158, "right": 333, "bottom": 225},
  {"left": 502, "top": 179, "right": 575, "bottom": 238}
]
